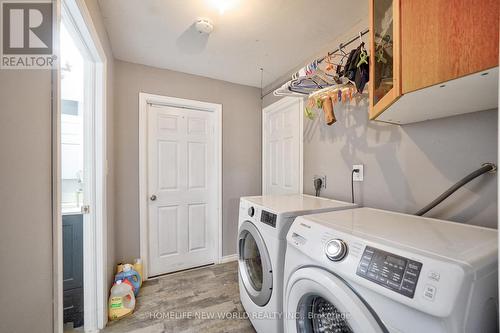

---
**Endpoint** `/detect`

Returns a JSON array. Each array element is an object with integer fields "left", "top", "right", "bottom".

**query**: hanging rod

[
  {"left": 262, "top": 28, "right": 370, "bottom": 99},
  {"left": 318, "top": 28, "right": 370, "bottom": 64}
]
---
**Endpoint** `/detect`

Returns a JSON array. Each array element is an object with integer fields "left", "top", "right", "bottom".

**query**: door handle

[{"left": 150, "top": 194, "right": 157, "bottom": 201}]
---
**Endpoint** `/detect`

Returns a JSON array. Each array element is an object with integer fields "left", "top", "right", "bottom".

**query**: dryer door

[
  {"left": 284, "top": 267, "right": 388, "bottom": 333},
  {"left": 238, "top": 220, "right": 273, "bottom": 306}
]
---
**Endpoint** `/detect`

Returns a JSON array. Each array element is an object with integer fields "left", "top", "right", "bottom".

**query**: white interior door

[
  {"left": 263, "top": 97, "right": 303, "bottom": 195},
  {"left": 148, "top": 104, "right": 217, "bottom": 276}
]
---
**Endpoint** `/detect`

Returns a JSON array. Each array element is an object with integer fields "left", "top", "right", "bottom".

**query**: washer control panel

[
  {"left": 356, "top": 246, "right": 422, "bottom": 298},
  {"left": 260, "top": 210, "right": 277, "bottom": 228}
]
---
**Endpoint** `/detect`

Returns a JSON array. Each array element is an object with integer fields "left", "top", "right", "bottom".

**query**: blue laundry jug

[{"left": 115, "top": 264, "right": 141, "bottom": 296}]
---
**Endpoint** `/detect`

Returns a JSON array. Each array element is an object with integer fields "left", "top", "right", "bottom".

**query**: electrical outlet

[
  {"left": 353, "top": 165, "right": 364, "bottom": 181},
  {"left": 313, "top": 175, "right": 327, "bottom": 189}
]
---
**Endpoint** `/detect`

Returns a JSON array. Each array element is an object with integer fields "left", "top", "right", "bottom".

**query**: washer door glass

[
  {"left": 285, "top": 267, "right": 387, "bottom": 333},
  {"left": 300, "top": 295, "right": 353, "bottom": 333},
  {"left": 241, "top": 232, "right": 263, "bottom": 290},
  {"left": 238, "top": 221, "right": 273, "bottom": 306}
]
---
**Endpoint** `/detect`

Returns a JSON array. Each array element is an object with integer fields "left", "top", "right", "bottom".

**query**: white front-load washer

[
  {"left": 283, "top": 207, "right": 498, "bottom": 333},
  {"left": 238, "top": 194, "right": 357, "bottom": 333}
]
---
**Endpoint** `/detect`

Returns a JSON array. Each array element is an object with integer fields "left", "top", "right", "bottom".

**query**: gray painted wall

[
  {"left": 307, "top": 104, "right": 497, "bottom": 228},
  {"left": 113, "top": 60, "right": 262, "bottom": 262},
  {"left": 274, "top": 95, "right": 498, "bottom": 228},
  {"left": 0, "top": 1, "right": 115, "bottom": 331},
  {"left": 0, "top": 70, "right": 53, "bottom": 332}
]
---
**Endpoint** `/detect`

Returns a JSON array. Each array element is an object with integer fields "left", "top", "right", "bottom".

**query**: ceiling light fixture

[{"left": 207, "top": 0, "right": 239, "bottom": 15}]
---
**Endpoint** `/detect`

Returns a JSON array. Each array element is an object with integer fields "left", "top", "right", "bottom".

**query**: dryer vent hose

[{"left": 415, "top": 163, "right": 497, "bottom": 216}]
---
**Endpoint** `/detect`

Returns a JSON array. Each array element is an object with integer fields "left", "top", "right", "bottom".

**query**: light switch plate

[{"left": 353, "top": 165, "right": 364, "bottom": 181}]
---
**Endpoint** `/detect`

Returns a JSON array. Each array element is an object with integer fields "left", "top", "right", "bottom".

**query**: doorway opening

[
  {"left": 58, "top": 0, "right": 108, "bottom": 331},
  {"left": 61, "top": 19, "right": 85, "bottom": 328}
]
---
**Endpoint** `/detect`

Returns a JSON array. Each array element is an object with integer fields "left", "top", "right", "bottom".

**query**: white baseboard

[{"left": 219, "top": 254, "right": 238, "bottom": 264}]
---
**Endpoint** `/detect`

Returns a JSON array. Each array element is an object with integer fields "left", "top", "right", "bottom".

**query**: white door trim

[
  {"left": 139, "top": 93, "right": 223, "bottom": 280},
  {"left": 54, "top": 0, "right": 108, "bottom": 331},
  {"left": 52, "top": 2, "right": 62, "bottom": 332},
  {"left": 262, "top": 97, "right": 304, "bottom": 194}
]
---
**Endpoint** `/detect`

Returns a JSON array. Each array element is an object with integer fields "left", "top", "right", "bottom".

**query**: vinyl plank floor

[{"left": 103, "top": 261, "right": 256, "bottom": 333}]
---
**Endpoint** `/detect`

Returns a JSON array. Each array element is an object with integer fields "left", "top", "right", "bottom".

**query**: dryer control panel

[
  {"left": 356, "top": 246, "right": 422, "bottom": 298},
  {"left": 260, "top": 210, "right": 277, "bottom": 228}
]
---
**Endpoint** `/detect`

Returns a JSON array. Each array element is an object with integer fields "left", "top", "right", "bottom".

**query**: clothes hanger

[
  {"left": 287, "top": 85, "right": 309, "bottom": 95},
  {"left": 376, "top": 48, "right": 387, "bottom": 64},
  {"left": 325, "top": 55, "right": 335, "bottom": 71},
  {"left": 356, "top": 32, "right": 369, "bottom": 68},
  {"left": 311, "top": 62, "right": 339, "bottom": 85},
  {"left": 357, "top": 44, "right": 368, "bottom": 67},
  {"left": 334, "top": 43, "right": 349, "bottom": 76},
  {"left": 291, "top": 72, "right": 333, "bottom": 91},
  {"left": 375, "top": 34, "right": 392, "bottom": 63}
]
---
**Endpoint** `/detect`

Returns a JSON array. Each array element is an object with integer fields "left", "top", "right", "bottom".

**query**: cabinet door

[
  {"left": 63, "top": 214, "right": 83, "bottom": 290},
  {"left": 369, "top": 0, "right": 402, "bottom": 120},
  {"left": 401, "top": 0, "right": 499, "bottom": 94},
  {"left": 63, "top": 214, "right": 84, "bottom": 326}
]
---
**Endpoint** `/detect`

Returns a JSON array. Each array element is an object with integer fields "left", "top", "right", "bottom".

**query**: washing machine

[
  {"left": 283, "top": 207, "right": 498, "bottom": 333},
  {"left": 238, "top": 194, "right": 358, "bottom": 333}
]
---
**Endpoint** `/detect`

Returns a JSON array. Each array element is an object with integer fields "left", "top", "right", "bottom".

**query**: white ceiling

[{"left": 97, "top": 0, "right": 367, "bottom": 87}]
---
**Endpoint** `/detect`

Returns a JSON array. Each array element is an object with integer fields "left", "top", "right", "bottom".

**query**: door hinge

[{"left": 81, "top": 205, "right": 91, "bottom": 214}]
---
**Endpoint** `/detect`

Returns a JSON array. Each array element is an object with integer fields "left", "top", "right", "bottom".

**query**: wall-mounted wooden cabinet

[
  {"left": 369, "top": 0, "right": 402, "bottom": 120},
  {"left": 369, "top": 0, "right": 499, "bottom": 124}
]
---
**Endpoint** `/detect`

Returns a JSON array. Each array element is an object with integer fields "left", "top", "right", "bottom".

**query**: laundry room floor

[{"left": 102, "top": 261, "right": 256, "bottom": 333}]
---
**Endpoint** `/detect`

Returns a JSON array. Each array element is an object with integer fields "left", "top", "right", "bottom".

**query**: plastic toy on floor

[{"left": 115, "top": 264, "right": 141, "bottom": 296}]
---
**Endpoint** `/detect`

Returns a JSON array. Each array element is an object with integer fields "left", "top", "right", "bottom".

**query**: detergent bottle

[
  {"left": 133, "top": 258, "right": 143, "bottom": 287},
  {"left": 115, "top": 264, "right": 141, "bottom": 296},
  {"left": 108, "top": 280, "right": 135, "bottom": 320}
]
